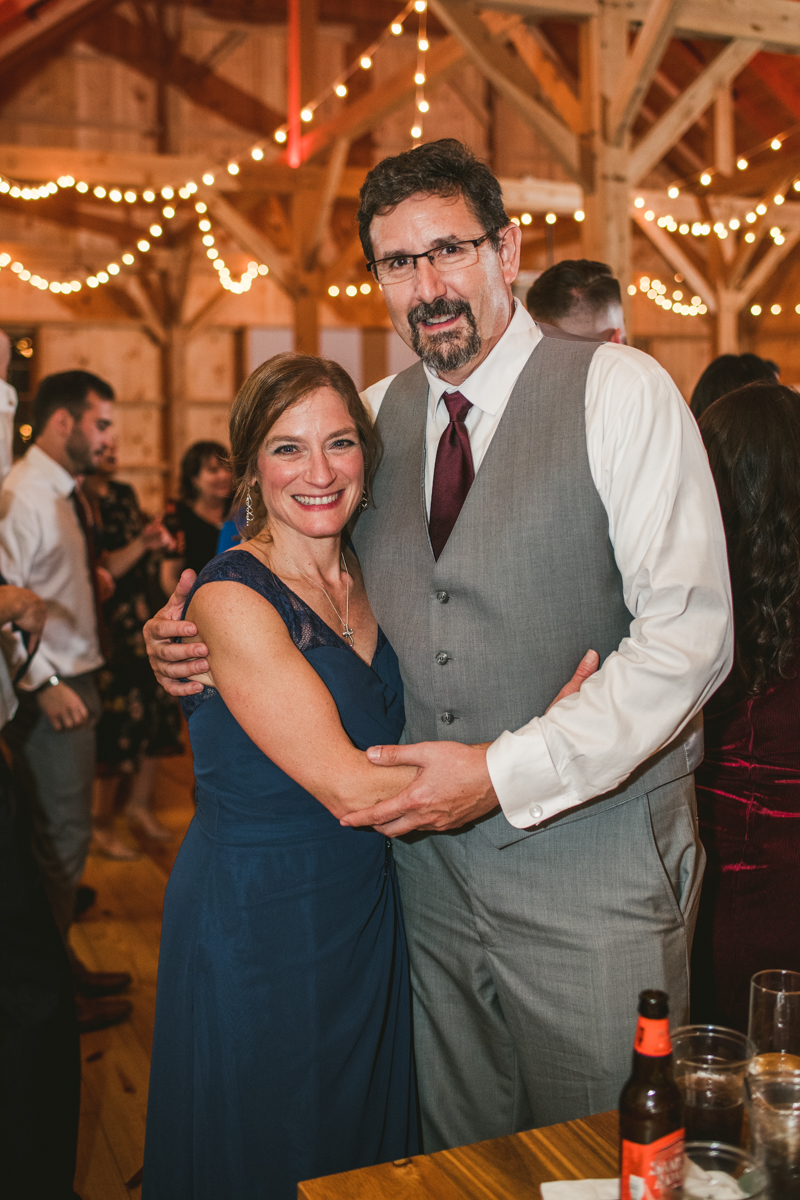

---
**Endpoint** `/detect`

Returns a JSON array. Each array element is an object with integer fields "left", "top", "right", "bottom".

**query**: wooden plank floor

[{"left": 72, "top": 748, "right": 196, "bottom": 1199}]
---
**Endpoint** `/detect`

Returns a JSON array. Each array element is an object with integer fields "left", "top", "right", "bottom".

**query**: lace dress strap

[{"left": 182, "top": 549, "right": 348, "bottom": 654}]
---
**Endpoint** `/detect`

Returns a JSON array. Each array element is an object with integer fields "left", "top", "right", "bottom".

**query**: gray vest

[{"left": 354, "top": 337, "right": 702, "bottom": 849}]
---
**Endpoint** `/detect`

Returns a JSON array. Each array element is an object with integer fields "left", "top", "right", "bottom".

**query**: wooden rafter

[
  {"left": 203, "top": 193, "right": 295, "bottom": 295},
  {"left": 632, "top": 210, "right": 717, "bottom": 308},
  {"left": 629, "top": 39, "right": 763, "bottom": 184},
  {"left": 480, "top": 0, "right": 800, "bottom": 54},
  {"left": 79, "top": 10, "right": 284, "bottom": 139},
  {"left": 428, "top": 0, "right": 582, "bottom": 182},
  {"left": 290, "top": 33, "right": 465, "bottom": 164},
  {"left": 606, "top": 0, "right": 683, "bottom": 146}
]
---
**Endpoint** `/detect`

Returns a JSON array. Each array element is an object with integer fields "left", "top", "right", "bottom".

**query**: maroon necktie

[
  {"left": 429, "top": 390, "right": 474, "bottom": 560},
  {"left": 71, "top": 486, "right": 111, "bottom": 659}
]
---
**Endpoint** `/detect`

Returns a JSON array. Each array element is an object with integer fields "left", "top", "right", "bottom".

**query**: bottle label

[
  {"left": 634, "top": 1015, "right": 671, "bottom": 1057},
  {"left": 621, "top": 1130, "right": 684, "bottom": 1200}
]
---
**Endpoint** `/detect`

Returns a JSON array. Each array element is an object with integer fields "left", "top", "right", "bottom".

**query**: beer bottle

[{"left": 619, "top": 990, "right": 684, "bottom": 1200}]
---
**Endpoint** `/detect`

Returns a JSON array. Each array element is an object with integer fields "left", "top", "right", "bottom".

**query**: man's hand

[
  {"left": 340, "top": 741, "right": 497, "bottom": 837},
  {"left": 341, "top": 648, "right": 602, "bottom": 837},
  {"left": 37, "top": 681, "right": 89, "bottom": 731},
  {"left": 143, "top": 569, "right": 208, "bottom": 696}
]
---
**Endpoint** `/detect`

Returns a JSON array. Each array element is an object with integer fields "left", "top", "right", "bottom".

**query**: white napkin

[
  {"left": 540, "top": 1165, "right": 748, "bottom": 1200},
  {"left": 541, "top": 1180, "right": 620, "bottom": 1200}
]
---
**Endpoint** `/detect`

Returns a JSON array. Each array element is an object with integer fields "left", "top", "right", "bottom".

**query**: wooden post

[
  {"left": 292, "top": 188, "right": 321, "bottom": 354},
  {"left": 162, "top": 324, "right": 188, "bottom": 498},
  {"left": 714, "top": 86, "right": 735, "bottom": 177},
  {"left": 579, "top": 13, "right": 632, "bottom": 328},
  {"left": 361, "top": 328, "right": 388, "bottom": 389},
  {"left": 716, "top": 289, "right": 740, "bottom": 355}
]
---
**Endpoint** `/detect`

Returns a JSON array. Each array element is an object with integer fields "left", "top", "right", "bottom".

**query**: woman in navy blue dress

[{"left": 143, "top": 353, "right": 419, "bottom": 1199}]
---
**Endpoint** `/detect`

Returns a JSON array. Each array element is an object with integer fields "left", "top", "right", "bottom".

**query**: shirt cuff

[{"left": 486, "top": 720, "right": 580, "bottom": 829}]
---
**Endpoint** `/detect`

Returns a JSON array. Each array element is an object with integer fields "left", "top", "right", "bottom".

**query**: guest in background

[
  {"left": 525, "top": 259, "right": 627, "bottom": 343},
  {"left": 0, "top": 369, "right": 132, "bottom": 1033},
  {"left": 0, "top": 582, "right": 82, "bottom": 1200},
  {"left": 161, "top": 441, "right": 232, "bottom": 595},
  {"left": 691, "top": 381, "right": 800, "bottom": 1032},
  {"left": 689, "top": 353, "right": 779, "bottom": 420},
  {"left": 83, "top": 442, "right": 183, "bottom": 860},
  {"left": 0, "top": 330, "right": 19, "bottom": 486}
]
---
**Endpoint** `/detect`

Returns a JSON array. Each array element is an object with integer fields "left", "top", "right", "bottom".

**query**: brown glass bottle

[{"left": 619, "top": 990, "right": 684, "bottom": 1200}]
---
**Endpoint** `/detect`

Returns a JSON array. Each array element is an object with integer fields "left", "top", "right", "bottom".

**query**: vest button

[
  {"left": 435, "top": 651, "right": 449, "bottom": 665},
  {"left": 440, "top": 711, "right": 455, "bottom": 725},
  {"left": 529, "top": 804, "right": 544, "bottom": 822},
  {"left": 436, "top": 590, "right": 450, "bottom": 603}
]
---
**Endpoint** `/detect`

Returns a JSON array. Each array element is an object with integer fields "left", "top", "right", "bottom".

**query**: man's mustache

[{"left": 407, "top": 298, "right": 475, "bottom": 332}]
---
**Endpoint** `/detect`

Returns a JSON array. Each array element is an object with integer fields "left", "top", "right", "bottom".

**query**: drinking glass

[
  {"left": 653, "top": 1141, "right": 766, "bottom": 1200},
  {"left": 672, "top": 1026, "right": 755, "bottom": 1146},
  {"left": 746, "top": 1068, "right": 800, "bottom": 1200},
  {"left": 749, "top": 971, "right": 800, "bottom": 1068}
]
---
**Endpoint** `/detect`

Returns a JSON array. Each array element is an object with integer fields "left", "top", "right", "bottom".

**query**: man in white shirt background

[
  {"left": 0, "top": 369, "right": 132, "bottom": 1033},
  {"left": 0, "top": 329, "right": 19, "bottom": 487},
  {"left": 525, "top": 258, "right": 628, "bottom": 343},
  {"left": 144, "top": 140, "right": 732, "bottom": 1149}
]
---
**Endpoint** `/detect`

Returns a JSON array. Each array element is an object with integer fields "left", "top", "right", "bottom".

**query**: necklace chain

[{"left": 289, "top": 551, "right": 354, "bottom": 646}]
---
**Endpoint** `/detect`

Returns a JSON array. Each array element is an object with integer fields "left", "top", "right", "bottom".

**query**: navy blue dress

[{"left": 143, "top": 551, "right": 417, "bottom": 1200}]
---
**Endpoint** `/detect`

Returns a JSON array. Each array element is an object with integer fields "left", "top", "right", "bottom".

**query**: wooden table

[{"left": 298, "top": 1110, "right": 619, "bottom": 1200}]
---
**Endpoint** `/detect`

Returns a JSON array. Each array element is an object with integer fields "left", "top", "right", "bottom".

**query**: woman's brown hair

[
  {"left": 228, "top": 352, "right": 382, "bottom": 541},
  {"left": 699, "top": 381, "right": 800, "bottom": 694}
]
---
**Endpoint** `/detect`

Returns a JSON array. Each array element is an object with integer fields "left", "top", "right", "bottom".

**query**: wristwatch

[{"left": 36, "top": 674, "right": 60, "bottom": 692}]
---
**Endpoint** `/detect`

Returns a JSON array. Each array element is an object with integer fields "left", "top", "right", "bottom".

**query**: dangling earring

[
  {"left": 245, "top": 490, "right": 253, "bottom": 525},
  {"left": 360, "top": 489, "right": 369, "bottom": 511}
]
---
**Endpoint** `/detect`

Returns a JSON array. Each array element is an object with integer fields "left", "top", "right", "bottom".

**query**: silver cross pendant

[{"left": 342, "top": 626, "right": 355, "bottom": 646}]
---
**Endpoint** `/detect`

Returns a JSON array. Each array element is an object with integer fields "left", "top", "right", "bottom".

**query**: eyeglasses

[{"left": 366, "top": 230, "right": 498, "bottom": 285}]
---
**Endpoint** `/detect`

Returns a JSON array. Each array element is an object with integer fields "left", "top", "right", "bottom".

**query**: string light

[{"left": 637, "top": 276, "right": 707, "bottom": 317}]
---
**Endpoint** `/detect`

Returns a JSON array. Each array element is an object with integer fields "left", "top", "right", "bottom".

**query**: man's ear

[
  {"left": 45, "top": 407, "right": 76, "bottom": 439},
  {"left": 609, "top": 328, "right": 626, "bottom": 344}
]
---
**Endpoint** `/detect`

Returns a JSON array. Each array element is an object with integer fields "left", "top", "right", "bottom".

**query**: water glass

[
  {"left": 746, "top": 1068, "right": 800, "bottom": 1200},
  {"left": 672, "top": 1026, "right": 755, "bottom": 1146},
  {"left": 653, "top": 1141, "right": 766, "bottom": 1200},
  {"left": 749, "top": 972, "right": 800, "bottom": 1066}
]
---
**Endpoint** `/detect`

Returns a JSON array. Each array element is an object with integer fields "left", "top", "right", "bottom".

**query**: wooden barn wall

[{"left": 2, "top": 17, "right": 799, "bottom": 512}]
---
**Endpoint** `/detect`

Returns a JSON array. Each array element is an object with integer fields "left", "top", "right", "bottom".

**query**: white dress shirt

[
  {"left": 0, "top": 444, "right": 103, "bottom": 690},
  {"left": 0, "top": 378, "right": 18, "bottom": 488},
  {"left": 361, "top": 302, "right": 733, "bottom": 828}
]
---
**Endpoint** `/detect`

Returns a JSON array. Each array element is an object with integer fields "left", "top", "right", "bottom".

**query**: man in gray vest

[{"left": 144, "top": 140, "right": 732, "bottom": 1152}]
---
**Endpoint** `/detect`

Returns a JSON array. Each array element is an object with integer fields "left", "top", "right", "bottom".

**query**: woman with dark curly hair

[
  {"left": 160, "top": 440, "right": 233, "bottom": 596},
  {"left": 691, "top": 381, "right": 800, "bottom": 1031}
]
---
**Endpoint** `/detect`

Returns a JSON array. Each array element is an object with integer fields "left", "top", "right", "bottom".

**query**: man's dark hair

[
  {"left": 357, "top": 139, "right": 509, "bottom": 263},
  {"left": 689, "top": 353, "right": 779, "bottom": 420},
  {"left": 526, "top": 260, "right": 621, "bottom": 322},
  {"left": 32, "top": 369, "right": 114, "bottom": 436}
]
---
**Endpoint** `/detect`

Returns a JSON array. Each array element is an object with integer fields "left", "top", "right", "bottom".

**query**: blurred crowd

[{"left": 0, "top": 280, "right": 798, "bottom": 1195}]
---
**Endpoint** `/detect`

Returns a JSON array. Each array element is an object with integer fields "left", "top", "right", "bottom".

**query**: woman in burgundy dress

[{"left": 691, "top": 381, "right": 800, "bottom": 1032}]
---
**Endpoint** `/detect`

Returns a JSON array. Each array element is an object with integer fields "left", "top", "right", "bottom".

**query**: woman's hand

[{"left": 545, "top": 649, "right": 600, "bottom": 711}]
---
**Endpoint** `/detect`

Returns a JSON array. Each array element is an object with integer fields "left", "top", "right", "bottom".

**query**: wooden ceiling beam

[
  {"left": 0, "top": 0, "right": 118, "bottom": 106},
  {"left": 290, "top": 33, "right": 465, "bottom": 163},
  {"left": 632, "top": 209, "right": 717, "bottom": 309},
  {"left": 629, "top": 39, "right": 763, "bottom": 184},
  {"left": 606, "top": 0, "right": 683, "bottom": 145},
  {"left": 203, "top": 192, "right": 295, "bottom": 295},
  {"left": 80, "top": 9, "right": 284, "bottom": 139},
  {"left": 428, "top": 0, "right": 582, "bottom": 181},
  {"left": 0, "top": 144, "right": 213, "bottom": 188},
  {"left": 478, "top": 0, "right": 800, "bottom": 53}
]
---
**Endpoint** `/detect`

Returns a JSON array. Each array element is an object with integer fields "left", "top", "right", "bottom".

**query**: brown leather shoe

[
  {"left": 76, "top": 994, "right": 132, "bottom": 1033},
  {"left": 72, "top": 955, "right": 132, "bottom": 997}
]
